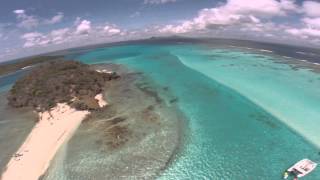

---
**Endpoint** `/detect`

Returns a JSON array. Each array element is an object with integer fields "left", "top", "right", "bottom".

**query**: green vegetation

[
  {"left": 0, "top": 56, "right": 64, "bottom": 76},
  {"left": 7, "top": 60, "right": 119, "bottom": 112}
]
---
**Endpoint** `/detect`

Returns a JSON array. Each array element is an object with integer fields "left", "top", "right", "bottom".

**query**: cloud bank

[
  {"left": 1, "top": 0, "right": 320, "bottom": 62},
  {"left": 13, "top": 10, "right": 64, "bottom": 29},
  {"left": 158, "top": 0, "right": 320, "bottom": 45}
]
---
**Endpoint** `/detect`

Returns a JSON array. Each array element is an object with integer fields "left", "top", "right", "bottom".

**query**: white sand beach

[
  {"left": 95, "top": 94, "right": 107, "bottom": 107},
  {"left": 1, "top": 94, "right": 106, "bottom": 180}
]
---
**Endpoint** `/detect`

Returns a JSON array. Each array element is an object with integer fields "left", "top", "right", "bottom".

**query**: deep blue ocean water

[{"left": 1, "top": 39, "right": 320, "bottom": 179}]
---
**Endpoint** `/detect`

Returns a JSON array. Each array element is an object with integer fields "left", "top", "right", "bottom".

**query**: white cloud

[
  {"left": 19, "top": 18, "right": 126, "bottom": 49},
  {"left": 195, "top": 8, "right": 242, "bottom": 26},
  {"left": 159, "top": 22, "right": 193, "bottom": 34},
  {"left": 265, "top": 33, "right": 274, "bottom": 37},
  {"left": 286, "top": 28, "right": 320, "bottom": 38},
  {"left": 301, "top": 28, "right": 320, "bottom": 37},
  {"left": 50, "top": 28, "right": 69, "bottom": 37},
  {"left": 220, "top": 0, "right": 293, "bottom": 16},
  {"left": 302, "top": 17, "right": 320, "bottom": 29},
  {"left": 44, "top": 12, "right": 64, "bottom": 24},
  {"left": 13, "top": 10, "right": 64, "bottom": 29},
  {"left": 74, "top": 17, "right": 82, "bottom": 25},
  {"left": 159, "top": 0, "right": 299, "bottom": 34},
  {"left": 130, "top": 11, "right": 141, "bottom": 18},
  {"left": 285, "top": 1, "right": 320, "bottom": 40},
  {"left": 75, "top": 20, "right": 91, "bottom": 35},
  {"left": 249, "top": 15, "right": 261, "bottom": 24},
  {"left": 21, "top": 28, "right": 71, "bottom": 48},
  {"left": 281, "top": 1, "right": 320, "bottom": 41},
  {"left": 109, "top": 29, "right": 121, "bottom": 35},
  {"left": 21, "top": 32, "right": 43, "bottom": 40},
  {"left": 103, "top": 25, "right": 121, "bottom": 35},
  {"left": 50, "top": 28, "right": 70, "bottom": 44},
  {"left": 302, "top": 1, "right": 320, "bottom": 17},
  {"left": 19, "top": 17, "right": 39, "bottom": 29},
  {"left": 4, "top": 1, "right": 320, "bottom": 62},
  {"left": 144, "top": 0, "right": 177, "bottom": 5},
  {"left": 13, "top": 9, "right": 39, "bottom": 29},
  {"left": 286, "top": 28, "right": 300, "bottom": 36},
  {"left": 279, "top": 0, "right": 299, "bottom": 12},
  {"left": 13, "top": 9, "right": 25, "bottom": 14},
  {"left": 240, "top": 24, "right": 263, "bottom": 32},
  {"left": 21, "top": 32, "right": 45, "bottom": 47},
  {"left": 20, "top": 29, "right": 72, "bottom": 48},
  {"left": 155, "top": 0, "right": 320, "bottom": 46}
]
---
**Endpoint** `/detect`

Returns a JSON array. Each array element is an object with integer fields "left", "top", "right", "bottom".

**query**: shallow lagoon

[
  {"left": 0, "top": 40, "right": 320, "bottom": 179},
  {"left": 76, "top": 43, "right": 320, "bottom": 179}
]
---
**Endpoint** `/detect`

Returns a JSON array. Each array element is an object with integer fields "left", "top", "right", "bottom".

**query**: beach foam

[
  {"left": 259, "top": 49, "right": 273, "bottom": 53},
  {"left": 1, "top": 94, "right": 106, "bottom": 180},
  {"left": 21, "top": 65, "right": 33, "bottom": 70},
  {"left": 296, "top": 51, "right": 318, "bottom": 56}
]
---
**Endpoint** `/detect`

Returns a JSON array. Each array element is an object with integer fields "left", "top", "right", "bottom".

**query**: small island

[
  {"left": 0, "top": 56, "right": 62, "bottom": 76},
  {"left": 7, "top": 60, "right": 119, "bottom": 111},
  {"left": 2, "top": 60, "right": 119, "bottom": 180},
  {"left": 2, "top": 59, "right": 182, "bottom": 180}
]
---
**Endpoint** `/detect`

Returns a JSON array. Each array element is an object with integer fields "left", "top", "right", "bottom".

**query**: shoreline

[
  {"left": 1, "top": 94, "right": 106, "bottom": 180},
  {"left": 40, "top": 64, "right": 184, "bottom": 179}
]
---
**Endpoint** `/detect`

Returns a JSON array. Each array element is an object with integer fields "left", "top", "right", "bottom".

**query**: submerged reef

[
  {"left": 42, "top": 64, "right": 184, "bottom": 180},
  {"left": 7, "top": 60, "right": 119, "bottom": 112}
]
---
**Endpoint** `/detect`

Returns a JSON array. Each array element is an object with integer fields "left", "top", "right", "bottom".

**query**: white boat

[{"left": 283, "top": 159, "right": 317, "bottom": 179}]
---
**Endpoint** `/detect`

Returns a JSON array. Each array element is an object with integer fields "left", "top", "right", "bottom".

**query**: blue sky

[{"left": 0, "top": 0, "right": 320, "bottom": 62}]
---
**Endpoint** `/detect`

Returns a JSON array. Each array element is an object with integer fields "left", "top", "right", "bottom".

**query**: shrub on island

[{"left": 7, "top": 60, "right": 119, "bottom": 112}]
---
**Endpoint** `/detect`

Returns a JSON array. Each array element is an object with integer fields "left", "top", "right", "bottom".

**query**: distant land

[{"left": 1, "top": 37, "right": 320, "bottom": 76}]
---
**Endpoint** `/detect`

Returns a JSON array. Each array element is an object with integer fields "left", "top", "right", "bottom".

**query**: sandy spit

[{"left": 1, "top": 94, "right": 106, "bottom": 180}]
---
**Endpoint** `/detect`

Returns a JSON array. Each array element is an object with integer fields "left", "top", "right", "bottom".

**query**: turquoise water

[
  {"left": 1, "top": 42, "right": 319, "bottom": 179},
  {"left": 0, "top": 70, "right": 29, "bottom": 92},
  {"left": 76, "top": 44, "right": 320, "bottom": 179},
  {"left": 174, "top": 47, "right": 320, "bottom": 149}
]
